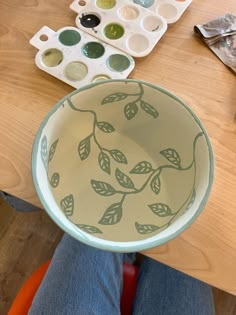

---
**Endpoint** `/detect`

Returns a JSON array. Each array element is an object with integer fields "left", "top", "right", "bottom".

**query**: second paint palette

[
  {"left": 130, "top": 0, "right": 192, "bottom": 24},
  {"left": 70, "top": 0, "right": 168, "bottom": 57},
  {"left": 30, "top": 26, "right": 135, "bottom": 89}
]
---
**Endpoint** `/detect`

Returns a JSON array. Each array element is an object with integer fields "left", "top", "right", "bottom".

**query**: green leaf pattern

[
  {"left": 98, "top": 152, "right": 111, "bottom": 175},
  {"left": 130, "top": 161, "right": 153, "bottom": 174},
  {"left": 160, "top": 149, "right": 181, "bottom": 167},
  {"left": 150, "top": 171, "right": 161, "bottom": 195},
  {"left": 50, "top": 172, "right": 60, "bottom": 188},
  {"left": 99, "top": 203, "right": 122, "bottom": 225},
  {"left": 78, "top": 136, "right": 91, "bottom": 161},
  {"left": 102, "top": 93, "right": 128, "bottom": 104},
  {"left": 115, "top": 168, "right": 135, "bottom": 189},
  {"left": 186, "top": 189, "right": 196, "bottom": 211},
  {"left": 60, "top": 194, "right": 74, "bottom": 216},
  {"left": 140, "top": 101, "right": 159, "bottom": 118},
  {"left": 48, "top": 139, "right": 59, "bottom": 162},
  {"left": 110, "top": 150, "right": 127, "bottom": 164},
  {"left": 148, "top": 203, "right": 172, "bottom": 217},
  {"left": 97, "top": 121, "right": 115, "bottom": 133},
  {"left": 64, "top": 85, "right": 202, "bottom": 235},
  {"left": 135, "top": 222, "right": 159, "bottom": 234},
  {"left": 40, "top": 135, "right": 47, "bottom": 170},
  {"left": 124, "top": 102, "right": 138, "bottom": 120},
  {"left": 76, "top": 224, "right": 102, "bottom": 234},
  {"left": 91, "top": 180, "right": 116, "bottom": 196}
]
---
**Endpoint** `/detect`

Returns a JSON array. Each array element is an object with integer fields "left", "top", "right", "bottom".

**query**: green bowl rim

[{"left": 31, "top": 79, "right": 214, "bottom": 252}]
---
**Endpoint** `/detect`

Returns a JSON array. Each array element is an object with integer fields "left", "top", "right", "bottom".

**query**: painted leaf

[
  {"left": 160, "top": 149, "right": 181, "bottom": 167},
  {"left": 148, "top": 203, "right": 172, "bottom": 217},
  {"left": 130, "top": 161, "right": 153, "bottom": 174},
  {"left": 115, "top": 168, "right": 135, "bottom": 189},
  {"left": 98, "top": 151, "right": 111, "bottom": 175},
  {"left": 41, "top": 135, "right": 47, "bottom": 169},
  {"left": 50, "top": 172, "right": 60, "bottom": 188},
  {"left": 60, "top": 194, "right": 74, "bottom": 216},
  {"left": 110, "top": 149, "right": 127, "bottom": 164},
  {"left": 140, "top": 101, "right": 159, "bottom": 118},
  {"left": 97, "top": 121, "right": 115, "bottom": 133},
  {"left": 135, "top": 222, "right": 159, "bottom": 234},
  {"left": 76, "top": 224, "right": 102, "bottom": 234},
  {"left": 78, "top": 136, "right": 91, "bottom": 161},
  {"left": 102, "top": 93, "right": 128, "bottom": 104},
  {"left": 91, "top": 180, "right": 116, "bottom": 196},
  {"left": 99, "top": 203, "right": 122, "bottom": 225},
  {"left": 48, "top": 139, "right": 59, "bottom": 162},
  {"left": 186, "top": 189, "right": 196, "bottom": 211},
  {"left": 150, "top": 171, "right": 161, "bottom": 195},
  {"left": 124, "top": 102, "right": 138, "bottom": 120}
]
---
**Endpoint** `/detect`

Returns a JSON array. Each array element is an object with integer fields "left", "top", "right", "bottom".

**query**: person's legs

[
  {"left": 133, "top": 257, "right": 215, "bottom": 315},
  {"left": 29, "top": 234, "right": 123, "bottom": 315}
]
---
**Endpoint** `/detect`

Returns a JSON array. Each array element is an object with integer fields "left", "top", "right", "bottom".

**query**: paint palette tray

[
  {"left": 130, "top": 0, "right": 192, "bottom": 24},
  {"left": 30, "top": 26, "right": 135, "bottom": 89},
  {"left": 70, "top": 0, "right": 168, "bottom": 57}
]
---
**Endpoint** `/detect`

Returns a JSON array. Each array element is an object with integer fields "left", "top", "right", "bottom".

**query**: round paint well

[
  {"left": 119, "top": 5, "right": 139, "bottom": 20},
  {"left": 104, "top": 23, "right": 124, "bottom": 40},
  {"left": 127, "top": 34, "right": 149, "bottom": 54},
  {"left": 80, "top": 13, "right": 101, "bottom": 28},
  {"left": 64, "top": 61, "right": 88, "bottom": 81},
  {"left": 107, "top": 54, "right": 131, "bottom": 72},
  {"left": 59, "top": 30, "right": 81, "bottom": 46},
  {"left": 157, "top": 3, "right": 178, "bottom": 20},
  {"left": 42, "top": 49, "right": 63, "bottom": 67},
  {"left": 92, "top": 74, "right": 111, "bottom": 82},
  {"left": 142, "top": 15, "right": 163, "bottom": 32},
  {"left": 82, "top": 42, "right": 105, "bottom": 59},
  {"left": 96, "top": 0, "right": 116, "bottom": 9},
  {"left": 133, "top": 0, "right": 154, "bottom": 8}
]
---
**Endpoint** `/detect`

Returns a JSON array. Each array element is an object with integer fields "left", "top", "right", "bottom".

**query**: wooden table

[{"left": 1, "top": 0, "right": 235, "bottom": 295}]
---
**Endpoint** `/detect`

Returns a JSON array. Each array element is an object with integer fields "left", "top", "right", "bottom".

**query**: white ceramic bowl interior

[{"left": 32, "top": 80, "right": 214, "bottom": 252}]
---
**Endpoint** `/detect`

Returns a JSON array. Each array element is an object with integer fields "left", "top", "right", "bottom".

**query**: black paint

[{"left": 80, "top": 14, "right": 101, "bottom": 28}]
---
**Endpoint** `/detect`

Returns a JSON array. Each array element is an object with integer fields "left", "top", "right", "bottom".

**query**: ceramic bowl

[{"left": 32, "top": 80, "right": 214, "bottom": 252}]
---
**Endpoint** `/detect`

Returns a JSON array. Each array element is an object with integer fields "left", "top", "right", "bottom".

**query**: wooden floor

[{"left": 0, "top": 196, "right": 235, "bottom": 314}]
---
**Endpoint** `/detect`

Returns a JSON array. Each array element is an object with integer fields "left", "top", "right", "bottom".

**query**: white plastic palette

[
  {"left": 30, "top": 26, "right": 135, "bottom": 89},
  {"left": 130, "top": 0, "right": 192, "bottom": 24},
  {"left": 70, "top": 0, "right": 168, "bottom": 57}
]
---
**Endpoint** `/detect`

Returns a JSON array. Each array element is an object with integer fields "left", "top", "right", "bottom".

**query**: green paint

[
  {"left": 96, "top": 0, "right": 116, "bottom": 9},
  {"left": 107, "top": 54, "right": 131, "bottom": 72},
  {"left": 64, "top": 62, "right": 88, "bottom": 81},
  {"left": 59, "top": 30, "right": 81, "bottom": 46},
  {"left": 104, "top": 23, "right": 124, "bottom": 40},
  {"left": 82, "top": 42, "right": 105, "bottom": 59},
  {"left": 92, "top": 74, "right": 110, "bottom": 82},
  {"left": 42, "top": 49, "right": 63, "bottom": 67}
]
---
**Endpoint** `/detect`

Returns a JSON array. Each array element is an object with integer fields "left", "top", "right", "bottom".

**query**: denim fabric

[{"left": 29, "top": 234, "right": 215, "bottom": 315}]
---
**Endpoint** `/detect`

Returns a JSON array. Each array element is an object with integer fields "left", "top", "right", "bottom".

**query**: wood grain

[
  {"left": 0, "top": 0, "right": 236, "bottom": 293},
  {"left": 0, "top": 196, "right": 63, "bottom": 314}
]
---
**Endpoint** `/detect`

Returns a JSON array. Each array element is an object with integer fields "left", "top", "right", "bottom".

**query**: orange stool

[{"left": 9, "top": 260, "right": 139, "bottom": 315}]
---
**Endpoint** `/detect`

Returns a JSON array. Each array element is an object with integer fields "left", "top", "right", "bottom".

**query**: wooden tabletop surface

[{"left": 1, "top": 0, "right": 235, "bottom": 294}]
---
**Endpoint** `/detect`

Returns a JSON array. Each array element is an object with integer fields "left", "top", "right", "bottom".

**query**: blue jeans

[{"left": 29, "top": 234, "right": 215, "bottom": 315}]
